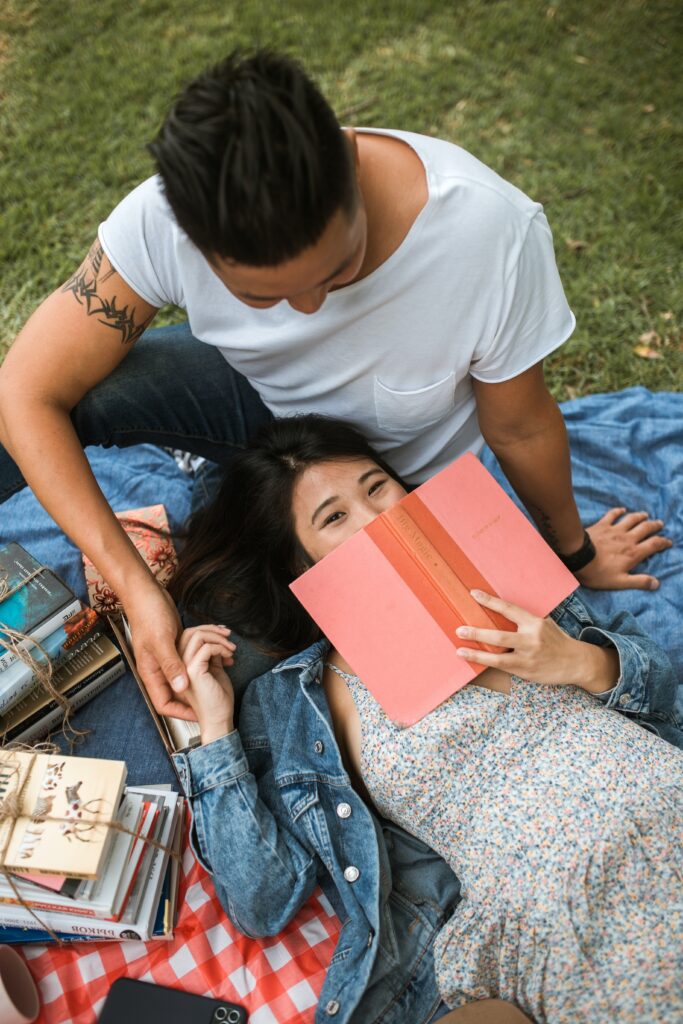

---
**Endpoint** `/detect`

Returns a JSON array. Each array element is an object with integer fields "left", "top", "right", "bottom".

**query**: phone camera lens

[
  {"left": 227, "top": 1013, "right": 241, "bottom": 1024},
  {"left": 214, "top": 1010, "right": 227, "bottom": 1022}
]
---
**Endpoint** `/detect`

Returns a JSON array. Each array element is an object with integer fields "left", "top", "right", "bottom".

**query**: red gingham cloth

[{"left": 22, "top": 834, "right": 341, "bottom": 1024}]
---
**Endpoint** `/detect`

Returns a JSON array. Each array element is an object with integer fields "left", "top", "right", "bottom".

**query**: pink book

[{"left": 290, "top": 453, "right": 578, "bottom": 725}]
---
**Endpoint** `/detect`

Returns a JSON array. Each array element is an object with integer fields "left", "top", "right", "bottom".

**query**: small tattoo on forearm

[
  {"left": 531, "top": 505, "right": 560, "bottom": 550},
  {"left": 62, "top": 240, "right": 153, "bottom": 345}
]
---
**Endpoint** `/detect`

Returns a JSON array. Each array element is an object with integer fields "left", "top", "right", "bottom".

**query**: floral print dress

[{"left": 327, "top": 665, "right": 683, "bottom": 1023}]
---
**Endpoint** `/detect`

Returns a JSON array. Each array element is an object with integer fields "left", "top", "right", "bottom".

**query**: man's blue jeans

[{"left": 0, "top": 322, "right": 272, "bottom": 504}]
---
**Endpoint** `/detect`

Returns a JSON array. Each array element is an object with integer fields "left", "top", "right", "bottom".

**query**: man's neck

[{"left": 349, "top": 130, "right": 428, "bottom": 285}]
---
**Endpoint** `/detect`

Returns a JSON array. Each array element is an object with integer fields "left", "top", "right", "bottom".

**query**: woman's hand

[
  {"left": 178, "top": 625, "right": 237, "bottom": 744},
  {"left": 455, "top": 590, "right": 619, "bottom": 692}
]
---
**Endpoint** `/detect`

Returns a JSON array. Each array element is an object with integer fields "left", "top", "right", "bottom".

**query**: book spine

[
  {"left": 0, "top": 672, "right": 40, "bottom": 716},
  {"left": 0, "top": 623, "right": 105, "bottom": 715},
  {"left": 378, "top": 503, "right": 513, "bottom": 653},
  {"left": 0, "top": 892, "right": 104, "bottom": 918},
  {"left": 401, "top": 492, "right": 516, "bottom": 634},
  {"left": 0, "top": 597, "right": 82, "bottom": 671},
  {"left": 0, "top": 927, "right": 167, "bottom": 944},
  {"left": 9, "top": 660, "right": 124, "bottom": 744},
  {"left": 0, "top": 902, "right": 159, "bottom": 940}
]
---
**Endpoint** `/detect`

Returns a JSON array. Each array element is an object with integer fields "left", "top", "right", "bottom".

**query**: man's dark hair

[{"left": 148, "top": 50, "right": 356, "bottom": 266}]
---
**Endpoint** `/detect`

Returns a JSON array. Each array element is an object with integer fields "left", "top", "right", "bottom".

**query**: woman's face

[{"left": 292, "top": 458, "right": 407, "bottom": 565}]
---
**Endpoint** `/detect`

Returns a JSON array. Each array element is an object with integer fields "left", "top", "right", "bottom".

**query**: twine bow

[{"left": 0, "top": 744, "right": 179, "bottom": 943}]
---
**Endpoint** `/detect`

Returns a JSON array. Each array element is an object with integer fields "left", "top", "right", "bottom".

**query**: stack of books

[
  {"left": 0, "top": 543, "right": 125, "bottom": 742},
  {"left": 0, "top": 749, "right": 183, "bottom": 943}
]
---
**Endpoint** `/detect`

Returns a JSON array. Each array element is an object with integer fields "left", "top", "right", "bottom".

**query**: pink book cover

[{"left": 290, "top": 453, "right": 578, "bottom": 725}]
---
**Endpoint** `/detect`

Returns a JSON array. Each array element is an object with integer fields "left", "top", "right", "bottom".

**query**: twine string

[
  {"left": 0, "top": 569, "right": 178, "bottom": 942},
  {"left": 0, "top": 569, "right": 87, "bottom": 739},
  {"left": 0, "top": 744, "right": 179, "bottom": 943}
]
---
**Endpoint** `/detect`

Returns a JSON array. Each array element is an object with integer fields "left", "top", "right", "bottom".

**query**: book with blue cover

[
  {"left": 0, "top": 605, "right": 105, "bottom": 714},
  {"left": 0, "top": 543, "right": 81, "bottom": 671}
]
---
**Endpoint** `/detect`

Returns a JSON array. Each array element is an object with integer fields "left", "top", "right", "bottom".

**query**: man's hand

[
  {"left": 124, "top": 581, "right": 197, "bottom": 720},
  {"left": 577, "top": 508, "right": 672, "bottom": 591}
]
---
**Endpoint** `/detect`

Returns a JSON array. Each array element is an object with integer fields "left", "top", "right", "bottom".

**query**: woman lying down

[{"left": 169, "top": 415, "right": 683, "bottom": 1024}]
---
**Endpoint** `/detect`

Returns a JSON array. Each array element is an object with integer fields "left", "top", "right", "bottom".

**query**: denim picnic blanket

[
  {"left": 0, "top": 445, "right": 193, "bottom": 785},
  {"left": 1, "top": 387, "right": 681, "bottom": 783},
  {"left": 481, "top": 387, "right": 683, "bottom": 674}
]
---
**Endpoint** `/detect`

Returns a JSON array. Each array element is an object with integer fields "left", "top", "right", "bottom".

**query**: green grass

[{"left": 1, "top": 0, "right": 681, "bottom": 397}]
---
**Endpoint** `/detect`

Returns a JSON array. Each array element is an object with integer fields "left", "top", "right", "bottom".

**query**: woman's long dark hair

[{"left": 169, "top": 415, "right": 405, "bottom": 655}]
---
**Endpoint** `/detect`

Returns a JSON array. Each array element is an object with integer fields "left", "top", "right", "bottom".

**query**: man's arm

[
  {"left": 0, "top": 239, "right": 194, "bottom": 716},
  {"left": 472, "top": 362, "right": 671, "bottom": 590}
]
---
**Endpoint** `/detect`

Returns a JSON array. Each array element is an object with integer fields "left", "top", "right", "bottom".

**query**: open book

[
  {"left": 108, "top": 618, "right": 200, "bottom": 766},
  {"left": 290, "top": 453, "right": 578, "bottom": 725}
]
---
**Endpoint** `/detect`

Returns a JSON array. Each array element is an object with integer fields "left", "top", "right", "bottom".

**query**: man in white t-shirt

[{"left": 0, "top": 51, "right": 669, "bottom": 720}]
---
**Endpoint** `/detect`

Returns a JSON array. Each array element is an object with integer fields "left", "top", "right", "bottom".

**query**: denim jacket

[{"left": 173, "top": 594, "right": 679, "bottom": 1024}]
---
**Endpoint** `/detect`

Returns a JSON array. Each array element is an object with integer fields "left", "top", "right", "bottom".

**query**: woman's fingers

[
  {"left": 456, "top": 646, "right": 507, "bottom": 667},
  {"left": 469, "top": 589, "right": 529, "bottom": 626},
  {"left": 188, "top": 641, "right": 233, "bottom": 674},
  {"left": 181, "top": 626, "right": 236, "bottom": 663},
  {"left": 456, "top": 625, "right": 516, "bottom": 649},
  {"left": 179, "top": 624, "right": 235, "bottom": 652}
]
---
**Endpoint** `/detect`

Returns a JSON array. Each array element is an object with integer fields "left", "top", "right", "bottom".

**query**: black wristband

[{"left": 558, "top": 530, "right": 597, "bottom": 572}]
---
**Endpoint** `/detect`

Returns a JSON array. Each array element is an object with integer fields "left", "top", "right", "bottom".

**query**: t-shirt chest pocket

[{"left": 374, "top": 371, "right": 456, "bottom": 433}]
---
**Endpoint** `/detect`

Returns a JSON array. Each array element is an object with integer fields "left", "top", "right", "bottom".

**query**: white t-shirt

[{"left": 99, "top": 128, "right": 574, "bottom": 484}]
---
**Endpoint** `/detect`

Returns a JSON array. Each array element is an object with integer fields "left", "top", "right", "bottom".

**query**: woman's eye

[
  {"left": 322, "top": 511, "right": 344, "bottom": 527},
  {"left": 369, "top": 480, "right": 385, "bottom": 495}
]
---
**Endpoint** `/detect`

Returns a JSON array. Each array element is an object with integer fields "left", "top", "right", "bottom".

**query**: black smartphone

[{"left": 98, "top": 978, "right": 248, "bottom": 1023}]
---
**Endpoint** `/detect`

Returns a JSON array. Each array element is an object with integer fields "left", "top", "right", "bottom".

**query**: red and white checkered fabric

[{"left": 22, "top": 833, "right": 341, "bottom": 1024}]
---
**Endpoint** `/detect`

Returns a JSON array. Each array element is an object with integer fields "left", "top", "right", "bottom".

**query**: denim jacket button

[
  {"left": 325, "top": 999, "right": 340, "bottom": 1015},
  {"left": 336, "top": 802, "right": 352, "bottom": 819},
  {"left": 343, "top": 865, "right": 360, "bottom": 882},
  {"left": 619, "top": 693, "right": 632, "bottom": 706},
  {"left": 314, "top": 740, "right": 325, "bottom": 754}
]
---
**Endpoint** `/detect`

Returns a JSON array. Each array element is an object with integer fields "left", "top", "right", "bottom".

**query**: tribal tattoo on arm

[{"left": 61, "top": 240, "right": 155, "bottom": 345}]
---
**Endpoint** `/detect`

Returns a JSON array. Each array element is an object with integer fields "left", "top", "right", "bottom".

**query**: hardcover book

[
  {"left": 0, "top": 605, "right": 105, "bottom": 714},
  {"left": 108, "top": 617, "right": 201, "bottom": 766},
  {"left": 0, "top": 792, "right": 146, "bottom": 917},
  {"left": 290, "top": 453, "right": 578, "bottom": 725},
  {"left": 1, "top": 633, "right": 124, "bottom": 744},
  {"left": 83, "top": 504, "right": 178, "bottom": 616},
  {"left": 0, "top": 543, "right": 81, "bottom": 670},
  {"left": 0, "top": 790, "right": 182, "bottom": 940},
  {"left": 0, "top": 749, "right": 127, "bottom": 879}
]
